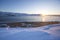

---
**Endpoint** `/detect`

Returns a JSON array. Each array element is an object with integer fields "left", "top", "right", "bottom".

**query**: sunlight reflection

[{"left": 41, "top": 14, "right": 46, "bottom": 22}]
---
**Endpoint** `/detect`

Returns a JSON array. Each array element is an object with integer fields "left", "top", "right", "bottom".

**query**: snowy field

[{"left": 0, "top": 24, "right": 60, "bottom": 40}]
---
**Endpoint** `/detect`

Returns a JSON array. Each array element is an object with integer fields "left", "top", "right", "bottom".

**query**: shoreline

[
  {"left": 4, "top": 22, "right": 60, "bottom": 27},
  {"left": 0, "top": 22, "right": 60, "bottom": 27}
]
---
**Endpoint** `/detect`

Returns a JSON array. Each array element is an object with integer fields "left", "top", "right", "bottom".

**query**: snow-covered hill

[
  {"left": 0, "top": 12, "right": 40, "bottom": 16},
  {"left": 0, "top": 24, "right": 60, "bottom": 40}
]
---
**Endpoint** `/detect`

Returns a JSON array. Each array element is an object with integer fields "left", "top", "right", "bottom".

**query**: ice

[{"left": 0, "top": 24, "right": 60, "bottom": 40}]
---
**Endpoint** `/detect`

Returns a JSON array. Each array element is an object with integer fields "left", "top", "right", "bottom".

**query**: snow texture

[{"left": 0, "top": 24, "right": 60, "bottom": 40}]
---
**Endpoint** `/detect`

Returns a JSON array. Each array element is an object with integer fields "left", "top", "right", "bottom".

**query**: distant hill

[
  {"left": 46, "top": 15, "right": 60, "bottom": 16},
  {"left": 46, "top": 15, "right": 60, "bottom": 17},
  {"left": 0, "top": 12, "right": 41, "bottom": 16}
]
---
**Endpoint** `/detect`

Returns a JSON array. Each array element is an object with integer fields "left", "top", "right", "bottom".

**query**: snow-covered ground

[{"left": 0, "top": 24, "right": 60, "bottom": 40}]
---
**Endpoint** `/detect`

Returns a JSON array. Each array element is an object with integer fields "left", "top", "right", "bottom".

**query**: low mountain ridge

[{"left": 0, "top": 12, "right": 41, "bottom": 16}]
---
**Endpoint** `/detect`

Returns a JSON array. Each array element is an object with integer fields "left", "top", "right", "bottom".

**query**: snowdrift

[{"left": 0, "top": 24, "right": 60, "bottom": 40}]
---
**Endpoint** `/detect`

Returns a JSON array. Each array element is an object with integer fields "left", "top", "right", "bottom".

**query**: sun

[{"left": 40, "top": 10, "right": 49, "bottom": 15}]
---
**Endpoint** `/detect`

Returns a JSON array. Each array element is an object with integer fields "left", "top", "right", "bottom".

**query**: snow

[{"left": 0, "top": 24, "right": 60, "bottom": 40}]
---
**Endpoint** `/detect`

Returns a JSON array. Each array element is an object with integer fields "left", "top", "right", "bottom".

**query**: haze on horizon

[{"left": 0, "top": 0, "right": 60, "bottom": 15}]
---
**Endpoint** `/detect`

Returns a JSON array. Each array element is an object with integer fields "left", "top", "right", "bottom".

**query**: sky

[{"left": 0, "top": 0, "right": 60, "bottom": 15}]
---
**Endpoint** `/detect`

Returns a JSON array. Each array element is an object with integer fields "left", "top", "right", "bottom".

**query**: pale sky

[{"left": 0, "top": 0, "right": 60, "bottom": 15}]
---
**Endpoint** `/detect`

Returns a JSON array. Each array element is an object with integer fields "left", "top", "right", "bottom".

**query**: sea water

[
  {"left": 42, "top": 16, "right": 60, "bottom": 22},
  {"left": 0, "top": 15, "right": 60, "bottom": 23},
  {"left": 0, "top": 16, "right": 42, "bottom": 23}
]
